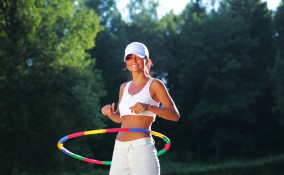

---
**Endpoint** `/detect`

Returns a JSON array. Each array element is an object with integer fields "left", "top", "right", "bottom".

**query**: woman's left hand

[{"left": 129, "top": 102, "right": 150, "bottom": 114}]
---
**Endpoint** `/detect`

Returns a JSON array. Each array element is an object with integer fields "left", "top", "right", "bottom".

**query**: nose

[{"left": 129, "top": 57, "right": 138, "bottom": 63}]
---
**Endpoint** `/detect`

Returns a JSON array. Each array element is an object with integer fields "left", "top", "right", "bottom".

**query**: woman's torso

[
  {"left": 117, "top": 78, "right": 159, "bottom": 141},
  {"left": 117, "top": 115, "right": 154, "bottom": 141}
]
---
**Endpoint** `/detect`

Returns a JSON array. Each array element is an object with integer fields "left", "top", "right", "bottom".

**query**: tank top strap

[
  {"left": 124, "top": 81, "right": 132, "bottom": 95},
  {"left": 125, "top": 81, "right": 132, "bottom": 89},
  {"left": 144, "top": 78, "right": 154, "bottom": 92}
]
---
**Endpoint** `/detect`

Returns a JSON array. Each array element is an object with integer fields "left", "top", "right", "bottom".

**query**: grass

[
  {"left": 161, "top": 153, "right": 284, "bottom": 175},
  {"left": 12, "top": 153, "right": 284, "bottom": 175}
]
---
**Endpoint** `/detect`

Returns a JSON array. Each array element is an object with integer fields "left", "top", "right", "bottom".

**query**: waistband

[{"left": 115, "top": 137, "right": 154, "bottom": 148}]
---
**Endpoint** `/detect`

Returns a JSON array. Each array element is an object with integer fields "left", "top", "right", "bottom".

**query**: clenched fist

[
  {"left": 101, "top": 103, "right": 115, "bottom": 117},
  {"left": 129, "top": 102, "right": 150, "bottom": 114}
]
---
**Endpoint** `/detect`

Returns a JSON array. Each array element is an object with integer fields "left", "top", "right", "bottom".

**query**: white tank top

[{"left": 119, "top": 78, "right": 159, "bottom": 119}]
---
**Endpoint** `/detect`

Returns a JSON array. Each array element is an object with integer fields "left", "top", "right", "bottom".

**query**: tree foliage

[
  {"left": 0, "top": 0, "right": 104, "bottom": 174},
  {"left": 1, "top": 0, "right": 284, "bottom": 174},
  {"left": 273, "top": 1, "right": 284, "bottom": 124}
]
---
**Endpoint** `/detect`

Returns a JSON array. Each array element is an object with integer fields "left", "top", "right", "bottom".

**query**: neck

[{"left": 131, "top": 73, "right": 149, "bottom": 85}]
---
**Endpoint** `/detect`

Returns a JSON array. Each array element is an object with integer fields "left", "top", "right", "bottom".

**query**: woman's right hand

[{"left": 101, "top": 103, "right": 115, "bottom": 117}]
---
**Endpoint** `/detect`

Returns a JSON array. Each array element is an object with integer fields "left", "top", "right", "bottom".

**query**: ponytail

[{"left": 144, "top": 56, "right": 153, "bottom": 78}]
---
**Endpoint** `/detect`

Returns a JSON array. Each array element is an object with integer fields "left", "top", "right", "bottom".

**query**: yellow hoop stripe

[
  {"left": 84, "top": 129, "right": 106, "bottom": 135},
  {"left": 57, "top": 128, "right": 171, "bottom": 165}
]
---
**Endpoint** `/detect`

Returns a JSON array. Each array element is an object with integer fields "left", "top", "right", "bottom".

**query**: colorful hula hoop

[{"left": 57, "top": 128, "right": 171, "bottom": 165}]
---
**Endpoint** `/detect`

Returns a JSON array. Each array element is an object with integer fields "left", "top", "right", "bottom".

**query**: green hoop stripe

[{"left": 57, "top": 128, "right": 171, "bottom": 165}]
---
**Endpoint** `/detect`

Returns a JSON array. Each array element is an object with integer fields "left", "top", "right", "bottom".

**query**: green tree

[
  {"left": 273, "top": 0, "right": 284, "bottom": 124},
  {"left": 174, "top": 0, "right": 276, "bottom": 161},
  {"left": 224, "top": 0, "right": 281, "bottom": 156},
  {"left": 85, "top": 0, "right": 128, "bottom": 109},
  {"left": 128, "top": 0, "right": 159, "bottom": 23},
  {"left": 126, "top": 0, "right": 161, "bottom": 45},
  {"left": 0, "top": 0, "right": 104, "bottom": 174}
]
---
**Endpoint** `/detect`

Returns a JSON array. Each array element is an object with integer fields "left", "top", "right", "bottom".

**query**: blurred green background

[{"left": 1, "top": 0, "right": 284, "bottom": 174}]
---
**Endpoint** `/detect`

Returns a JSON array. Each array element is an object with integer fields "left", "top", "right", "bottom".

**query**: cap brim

[{"left": 123, "top": 53, "right": 145, "bottom": 62}]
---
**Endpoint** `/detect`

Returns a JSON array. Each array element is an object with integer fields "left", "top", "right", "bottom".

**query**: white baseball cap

[{"left": 123, "top": 42, "right": 149, "bottom": 62}]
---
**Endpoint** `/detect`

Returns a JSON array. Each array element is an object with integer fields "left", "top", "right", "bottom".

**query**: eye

[{"left": 125, "top": 55, "right": 134, "bottom": 61}]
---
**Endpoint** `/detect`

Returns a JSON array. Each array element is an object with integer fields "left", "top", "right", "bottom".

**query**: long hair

[{"left": 144, "top": 56, "right": 153, "bottom": 78}]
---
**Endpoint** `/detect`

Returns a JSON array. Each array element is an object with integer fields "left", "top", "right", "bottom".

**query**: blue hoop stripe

[{"left": 129, "top": 128, "right": 150, "bottom": 134}]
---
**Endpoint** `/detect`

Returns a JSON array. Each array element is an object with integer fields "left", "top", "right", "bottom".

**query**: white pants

[{"left": 109, "top": 137, "right": 160, "bottom": 175}]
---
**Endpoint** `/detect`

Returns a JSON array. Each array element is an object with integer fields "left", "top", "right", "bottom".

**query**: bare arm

[
  {"left": 101, "top": 83, "right": 126, "bottom": 123},
  {"left": 149, "top": 79, "right": 180, "bottom": 121},
  {"left": 129, "top": 79, "right": 180, "bottom": 121}
]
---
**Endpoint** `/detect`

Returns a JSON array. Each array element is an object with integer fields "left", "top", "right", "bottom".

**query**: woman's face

[{"left": 125, "top": 54, "right": 145, "bottom": 73}]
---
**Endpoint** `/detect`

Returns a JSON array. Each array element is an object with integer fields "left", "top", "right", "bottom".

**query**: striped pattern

[{"left": 57, "top": 128, "right": 171, "bottom": 165}]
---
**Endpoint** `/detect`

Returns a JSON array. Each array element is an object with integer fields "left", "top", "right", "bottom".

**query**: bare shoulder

[
  {"left": 151, "top": 78, "right": 166, "bottom": 89},
  {"left": 150, "top": 78, "right": 170, "bottom": 102},
  {"left": 120, "top": 82, "right": 128, "bottom": 88},
  {"left": 120, "top": 81, "right": 129, "bottom": 92},
  {"left": 118, "top": 82, "right": 129, "bottom": 101}
]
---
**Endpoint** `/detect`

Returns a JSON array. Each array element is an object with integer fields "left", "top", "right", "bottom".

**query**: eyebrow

[{"left": 126, "top": 55, "right": 139, "bottom": 59}]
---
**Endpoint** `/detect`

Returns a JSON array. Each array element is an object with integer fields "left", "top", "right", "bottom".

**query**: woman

[{"left": 101, "top": 42, "right": 180, "bottom": 175}]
